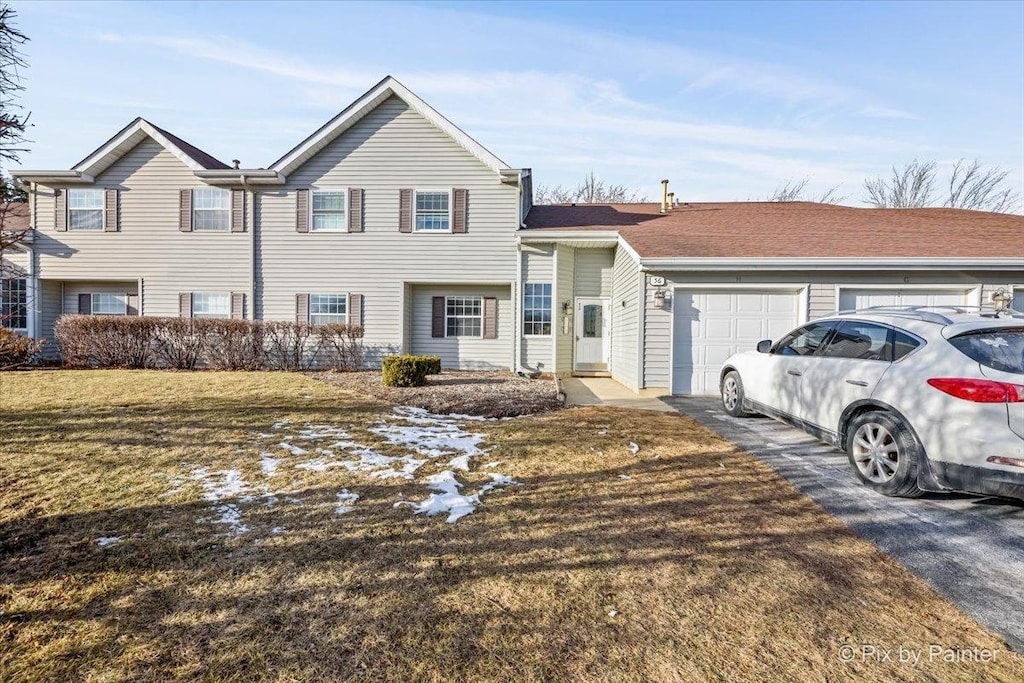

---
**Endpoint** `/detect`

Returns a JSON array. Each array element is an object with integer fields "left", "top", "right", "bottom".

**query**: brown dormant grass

[{"left": 0, "top": 370, "right": 1020, "bottom": 682}]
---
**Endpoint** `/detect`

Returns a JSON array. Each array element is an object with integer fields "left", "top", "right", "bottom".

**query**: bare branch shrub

[
  {"left": 153, "top": 318, "right": 207, "bottom": 370},
  {"left": 313, "top": 323, "right": 365, "bottom": 371},
  {"left": 54, "top": 316, "right": 158, "bottom": 368},
  {"left": 264, "top": 322, "right": 320, "bottom": 371},
  {"left": 204, "top": 319, "right": 266, "bottom": 370},
  {"left": 0, "top": 326, "right": 42, "bottom": 368}
]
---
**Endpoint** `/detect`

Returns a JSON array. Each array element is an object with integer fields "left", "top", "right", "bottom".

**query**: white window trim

[
  {"left": 522, "top": 282, "right": 553, "bottom": 337},
  {"left": 445, "top": 295, "right": 483, "bottom": 339},
  {"left": 413, "top": 189, "right": 453, "bottom": 234},
  {"left": 67, "top": 188, "right": 106, "bottom": 231},
  {"left": 91, "top": 292, "right": 128, "bottom": 316},
  {"left": 191, "top": 292, "right": 231, "bottom": 319},
  {"left": 191, "top": 187, "right": 231, "bottom": 232},
  {"left": 309, "top": 187, "right": 349, "bottom": 233},
  {"left": 0, "top": 277, "right": 28, "bottom": 331},
  {"left": 308, "top": 293, "right": 349, "bottom": 324}
]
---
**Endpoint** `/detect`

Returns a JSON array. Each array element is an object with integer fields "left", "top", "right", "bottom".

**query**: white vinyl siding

[
  {"left": 609, "top": 247, "right": 641, "bottom": 390},
  {"left": 91, "top": 292, "right": 127, "bottom": 315},
  {"left": 414, "top": 190, "right": 451, "bottom": 232},
  {"left": 1, "top": 278, "right": 28, "bottom": 329},
  {"left": 554, "top": 244, "right": 576, "bottom": 373},
  {"left": 523, "top": 283, "right": 552, "bottom": 336},
  {"left": 192, "top": 292, "right": 230, "bottom": 318},
  {"left": 309, "top": 294, "right": 348, "bottom": 324},
  {"left": 410, "top": 284, "right": 511, "bottom": 370},
  {"left": 192, "top": 187, "right": 231, "bottom": 231},
  {"left": 68, "top": 189, "right": 105, "bottom": 230},
  {"left": 573, "top": 249, "right": 614, "bottom": 298},
  {"left": 446, "top": 296, "right": 482, "bottom": 337},
  {"left": 311, "top": 189, "right": 347, "bottom": 232}
]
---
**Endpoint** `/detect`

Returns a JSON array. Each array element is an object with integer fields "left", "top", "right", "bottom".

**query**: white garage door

[
  {"left": 838, "top": 288, "right": 968, "bottom": 311},
  {"left": 672, "top": 289, "right": 800, "bottom": 396}
]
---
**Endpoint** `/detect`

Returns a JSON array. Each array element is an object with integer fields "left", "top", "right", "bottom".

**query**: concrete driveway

[{"left": 667, "top": 396, "right": 1024, "bottom": 653}]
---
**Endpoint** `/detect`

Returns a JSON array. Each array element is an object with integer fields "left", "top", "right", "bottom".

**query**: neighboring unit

[{"left": 4, "top": 76, "right": 1024, "bottom": 392}]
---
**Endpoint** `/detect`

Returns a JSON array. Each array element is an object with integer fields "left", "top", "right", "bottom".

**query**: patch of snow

[
  {"left": 396, "top": 471, "right": 518, "bottom": 524},
  {"left": 279, "top": 442, "right": 308, "bottom": 456},
  {"left": 335, "top": 489, "right": 360, "bottom": 515},
  {"left": 483, "top": 461, "right": 502, "bottom": 469},
  {"left": 628, "top": 442, "right": 641, "bottom": 455},
  {"left": 190, "top": 468, "right": 251, "bottom": 534},
  {"left": 618, "top": 474, "right": 632, "bottom": 480},
  {"left": 448, "top": 454, "right": 472, "bottom": 471},
  {"left": 369, "top": 407, "right": 489, "bottom": 468},
  {"left": 96, "top": 536, "right": 121, "bottom": 547},
  {"left": 209, "top": 503, "right": 249, "bottom": 534},
  {"left": 272, "top": 421, "right": 290, "bottom": 430},
  {"left": 259, "top": 452, "right": 281, "bottom": 477},
  {"left": 270, "top": 526, "right": 286, "bottom": 535},
  {"left": 598, "top": 429, "right": 608, "bottom": 436}
]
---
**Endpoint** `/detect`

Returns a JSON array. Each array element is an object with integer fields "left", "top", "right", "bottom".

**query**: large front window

[
  {"left": 68, "top": 189, "right": 105, "bottom": 230},
  {"left": 192, "top": 188, "right": 231, "bottom": 231},
  {"left": 1, "top": 278, "right": 27, "bottom": 329},
  {"left": 446, "top": 296, "right": 482, "bottom": 337},
  {"left": 414, "top": 191, "right": 450, "bottom": 232},
  {"left": 192, "top": 292, "right": 230, "bottom": 319},
  {"left": 311, "top": 189, "right": 347, "bottom": 232},
  {"left": 523, "top": 283, "right": 552, "bottom": 336},
  {"left": 309, "top": 294, "right": 348, "bottom": 324},
  {"left": 91, "top": 293, "right": 127, "bottom": 316}
]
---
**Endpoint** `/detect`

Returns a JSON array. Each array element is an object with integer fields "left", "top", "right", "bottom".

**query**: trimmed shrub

[
  {"left": 314, "top": 323, "right": 365, "bottom": 371},
  {"left": 381, "top": 355, "right": 430, "bottom": 387},
  {"left": 204, "top": 319, "right": 266, "bottom": 370},
  {"left": 153, "top": 318, "right": 208, "bottom": 370},
  {"left": 0, "top": 327, "right": 44, "bottom": 369},
  {"left": 417, "top": 355, "right": 442, "bottom": 375},
  {"left": 55, "top": 315, "right": 158, "bottom": 368},
  {"left": 264, "top": 321, "right": 318, "bottom": 371}
]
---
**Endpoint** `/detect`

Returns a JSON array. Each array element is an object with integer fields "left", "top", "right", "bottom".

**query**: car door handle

[
  {"left": 845, "top": 379, "right": 869, "bottom": 387},
  {"left": 787, "top": 370, "right": 802, "bottom": 376}
]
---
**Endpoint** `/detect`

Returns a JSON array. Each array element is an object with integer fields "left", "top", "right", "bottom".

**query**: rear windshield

[{"left": 948, "top": 328, "right": 1024, "bottom": 374}]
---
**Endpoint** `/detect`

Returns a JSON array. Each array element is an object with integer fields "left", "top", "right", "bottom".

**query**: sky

[{"left": 8, "top": 0, "right": 1024, "bottom": 205}]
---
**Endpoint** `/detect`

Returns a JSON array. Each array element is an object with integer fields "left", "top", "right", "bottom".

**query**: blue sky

[{"left": 10, "top": 0, "right": 1024, "bottom": 205}]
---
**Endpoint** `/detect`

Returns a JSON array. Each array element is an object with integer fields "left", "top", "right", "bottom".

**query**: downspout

[
  {"left": 513, "top": 239, "right": 522, "bottom": 373},
  {"left": 29, "top": 181, "right": 39, "bottom": 340},
  {"left": 241, "top": 174, "right": 255, "bottom": 320}
]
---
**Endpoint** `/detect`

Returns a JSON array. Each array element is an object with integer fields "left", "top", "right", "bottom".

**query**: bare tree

[
  {"left": 535, "top": 171, "right": 649, "bottom": 204},
  {"left": 863, "top": 159, "right": 938, "bottom": 209},
  {"left": 766, "top": 177, "right": 848, "bottom": 204},
  {"left": 0, "top": 4, "right": 30, "bottom": 166},
  {"left": 946, "top": 159, "right": 1022, "bottom": 213}
]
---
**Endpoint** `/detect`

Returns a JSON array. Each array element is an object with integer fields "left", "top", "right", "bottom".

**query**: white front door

[{"left": 574, "top": 297, "right": 610, "bottom": 371}]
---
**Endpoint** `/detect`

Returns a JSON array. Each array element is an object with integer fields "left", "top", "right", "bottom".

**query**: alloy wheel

[{"left": 851, "top": 422, "right": 900, "bottom": 483}]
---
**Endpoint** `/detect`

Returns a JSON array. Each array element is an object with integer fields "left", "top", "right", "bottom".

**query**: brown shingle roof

[
  {"left": 0, "top": 202, "right": 30, "bottom": 233},
  {"left": 148, "top": 121, "right": 231, "bottom": 170},
  {"left": 523, "top": 202, "right": 1024, "bottom": 259}
]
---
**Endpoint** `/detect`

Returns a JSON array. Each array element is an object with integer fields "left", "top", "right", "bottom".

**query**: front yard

[{"left": 0, "top": 370, "right": 1020, "bottom": 682}]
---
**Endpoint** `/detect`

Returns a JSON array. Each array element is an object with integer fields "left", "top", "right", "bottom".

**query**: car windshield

[{"left": 948, "top": 328, "right": 1024, "bottom": 374}]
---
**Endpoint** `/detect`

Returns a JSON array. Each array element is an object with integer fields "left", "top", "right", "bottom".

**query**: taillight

[{"left": 927, "top": 378, "right": 1024, "bottom": 403}]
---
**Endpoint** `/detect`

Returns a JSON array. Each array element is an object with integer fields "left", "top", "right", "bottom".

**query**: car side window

[
  {"left": 821, "top": 321, "right": 892, "bottom": 361},
  {"left": 773, "top": 322, "right": 837, "bottom": 356},
  {"left": 891, "top": 329, "right": 921, "bottom": 361}
]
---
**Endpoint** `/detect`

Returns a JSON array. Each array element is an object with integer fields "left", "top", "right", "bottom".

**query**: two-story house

[{"left": 6, "top": 76, "right": 1024, "bottom": 395}]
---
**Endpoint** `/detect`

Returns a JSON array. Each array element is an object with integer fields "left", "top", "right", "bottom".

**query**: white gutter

[
  {"left": 519, "top": 230, "right": 621, "bottom": 242},
  {"left": 638, "top": 257, "right": 1024, "bottom": 271},
  {"left": 196, "top": 169, "right": 284, "bottom": 185},
  {"left": 13, "top": 171, "right": 94, "bottom": 185}
]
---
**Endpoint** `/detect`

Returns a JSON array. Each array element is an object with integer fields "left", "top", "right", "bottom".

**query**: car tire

[
  {"left": 720, "top": 370, "right": 752, "bottom": 418},
  {"left": 846, "top": 411, "right": 923, "bottom": 498}
]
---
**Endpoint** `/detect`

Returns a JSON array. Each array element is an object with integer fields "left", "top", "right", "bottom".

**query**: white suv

[{"left": 719, "top": 306, "right": 1024, "bottom": 500}]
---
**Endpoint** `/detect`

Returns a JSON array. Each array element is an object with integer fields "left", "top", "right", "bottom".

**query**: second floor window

[
  {"left": 68, "top": 189, "right": 105, "bottom": 230},
  {"left": 415, "top": 191, "right": 450, "bottom": 232},
  {"left": 192, "top": 292, "right": 230, "bottom": 319},
  {"left": 309, "top": 294, "right": 348, "bottom": 324},
  {"left": 92, "top": 293, "right": 127, "bottom": 315},
  {"left": 311, "top": 189, "right": 347, "bottom": 231},
  {"left": 192, "top": 188, "right": 231, "bottom": 231},
  {"left": 1, "top": 278, "right": 27, "bottom": 330}
]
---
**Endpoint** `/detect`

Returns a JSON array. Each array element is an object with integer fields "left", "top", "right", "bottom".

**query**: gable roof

[
  {"left": 72, "top": 117, "right": 231, "bottom": 177},
  {"left": 523, "top": 201, "right": 1024, "bottom": 261},
  {"left": 271, "top": 75, "right": 510, "bottom": 177}
]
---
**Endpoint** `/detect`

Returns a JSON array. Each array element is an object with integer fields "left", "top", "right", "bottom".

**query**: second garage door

[
  {"left": 838, "top": 287, "right": 969, "bottom": 311},
  {"left": 672, "top": 289, "right": 800, "bottom": 395}
]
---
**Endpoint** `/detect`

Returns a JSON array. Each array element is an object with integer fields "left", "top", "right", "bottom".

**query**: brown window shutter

[
  {"left": 230, "top": 292, "right": 245, "bottom": 319},
  {"left": 231, "top": 189, "right": 245, "bottom": 233},
  {"left": 348, "top": 293, "right": 362, "bottom": 326},
  {"left": 431, "top": 296, "right": 445, "bottom": 337},
  {"left": 483, "top": 297, "right": 498, "bottom": 339},
  {"left": 452, "top": 188, "right": 468, "bottom": 233},
  {"left": 126, "top": 294, "right": 139, "bottom": 316},
  {"left": 78, "top": 293, "right": 92, "bottom": 315},
  {"left": 179, "top": 292, "right": 192, "bottom": 318},
  {"left": 296, "top": 293, "right": 309, "bottom": 323},
  {"left": 399, "top": 188, "right": 413, "bottom": 233},
  {"left": 55, "top": 189, "right": 67, "bottom": 231},
  {"left": 348, "top": 188, "right": 363, "bottom": 233},
  {"left": 296, "top": 189, "right": 309, "bottom": 233},
  {"left": 179, "top": 190, "right": 193, "bottom": 232},
  {"left": 104, "top": 189, "right": 119, "bottom": 232}
]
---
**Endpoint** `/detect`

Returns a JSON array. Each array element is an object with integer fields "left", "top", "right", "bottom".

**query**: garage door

[
  {"left": 672, "top": 289, "right": 800, "bottom": 395},
  {"left": 838, "top": 288, "right": 968, "bottom": 311}
]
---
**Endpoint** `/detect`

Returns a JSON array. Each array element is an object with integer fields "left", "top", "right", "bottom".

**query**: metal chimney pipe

[
  {"left": 660, "top": 179, "right": 669, "bottom": 213},
  {"left": 667, "top": 191, "right": 675, "bottom": 210}
]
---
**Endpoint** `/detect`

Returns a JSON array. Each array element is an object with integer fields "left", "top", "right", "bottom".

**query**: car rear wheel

[
  {"left": 846, "top": 411, "right": 922, "bottom": 497},
  {"left": 721, "top": 371, "right": 752, "bottom": 417}
]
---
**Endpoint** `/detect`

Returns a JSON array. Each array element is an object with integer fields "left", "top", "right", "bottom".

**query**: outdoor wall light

[
  {"left": 561, "top": 300, "right": 571, "bottom": 315},
  {"left": 653, "top": 289, "right": 671, "bottom": 307}
]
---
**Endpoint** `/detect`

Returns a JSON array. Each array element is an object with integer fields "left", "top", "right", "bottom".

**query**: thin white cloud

[{"left": 858, "top": 106, "right": 922, "bottom": 120}]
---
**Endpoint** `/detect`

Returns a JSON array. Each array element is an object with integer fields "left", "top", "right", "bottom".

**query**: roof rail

[{"left": 827, "top": 304, "right": 1024, "bottom": 325}]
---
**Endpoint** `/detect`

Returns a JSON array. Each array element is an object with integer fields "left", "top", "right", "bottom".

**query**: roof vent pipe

[
  {"left": 232, "top": 159, "right": 241, "bottom": 169},
  {"left": 667, "top": 191, "right": 675, "bottom": 210},
  {"left": 660, "top": 179, "right": 669, "bottom": 213}
]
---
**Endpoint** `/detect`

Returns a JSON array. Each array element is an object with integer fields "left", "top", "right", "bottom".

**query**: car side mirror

[{"left": 756, "top": 339, "right": 773, "bottom": 354}]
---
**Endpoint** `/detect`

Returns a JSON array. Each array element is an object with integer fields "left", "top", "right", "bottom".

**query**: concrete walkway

[{"left": 560, "top": 377, "right": 674, "bottom": 412}]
